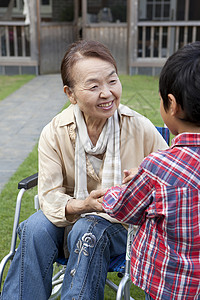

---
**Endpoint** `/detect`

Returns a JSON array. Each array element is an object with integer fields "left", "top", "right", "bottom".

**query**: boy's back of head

[{"left": 159, "top": 41, "right": 200, "bottom": 126}]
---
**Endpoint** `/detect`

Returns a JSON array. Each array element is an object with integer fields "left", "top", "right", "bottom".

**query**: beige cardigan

[{"left": 38, "top": 104, "right": 168, "bottom": 227}]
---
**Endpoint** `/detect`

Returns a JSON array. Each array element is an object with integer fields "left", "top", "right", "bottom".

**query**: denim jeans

[{"left": 2, "top": 210, "right": 127, "bottom": 300}]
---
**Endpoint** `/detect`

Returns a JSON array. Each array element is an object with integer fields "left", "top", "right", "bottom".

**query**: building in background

[{"left": 0, "top": 0, "right": 200, "bottom": 75}]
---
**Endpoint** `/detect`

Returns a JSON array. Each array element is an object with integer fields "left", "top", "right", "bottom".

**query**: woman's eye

[
  {"left": 90, "top": 85, "right": 98, "bottom": 90},
  {"left": 110, "top": 80, "right": 117, "bottom": 84}
]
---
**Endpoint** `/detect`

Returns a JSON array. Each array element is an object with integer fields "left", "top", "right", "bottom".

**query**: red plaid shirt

[{"left": 103, "top": 133, "right": 200, "bottom": 299}]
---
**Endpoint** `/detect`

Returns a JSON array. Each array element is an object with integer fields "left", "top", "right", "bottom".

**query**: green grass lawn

[
  {"left": 0, "top": 74, "right": 166, "bottom": 299},
  {"left": 0, "top": 75, "right": 35, "bottom": 101},
  {"left": 120, "top": 74, "right": 163, "bottom": 126}
]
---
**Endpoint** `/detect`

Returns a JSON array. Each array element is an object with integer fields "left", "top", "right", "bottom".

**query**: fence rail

[
  {"left": 0, "top": 21, "right": 30, "bottom": 58},
  {"left": 1, "top": 20, "right": 200, "bottom": 74},
  {"left": 136, "top": 21, "right": 200, "bottom": 62}
]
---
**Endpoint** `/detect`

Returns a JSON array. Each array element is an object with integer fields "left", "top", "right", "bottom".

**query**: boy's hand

[{"left": 122, "top": 168, "right": 138, "bottom": 184}]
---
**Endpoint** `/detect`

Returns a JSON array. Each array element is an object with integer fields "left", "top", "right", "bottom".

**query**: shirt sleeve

[
  {"left": 38, "top": 123, "right": 78, "bottom": 227},
  {"left": 102, "top": 167, "right": 153, "bottom": 225}
]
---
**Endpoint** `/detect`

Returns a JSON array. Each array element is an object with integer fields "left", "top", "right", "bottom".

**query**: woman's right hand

[{"left": 65, "top": 189, "right": 106, "bottom": 218}]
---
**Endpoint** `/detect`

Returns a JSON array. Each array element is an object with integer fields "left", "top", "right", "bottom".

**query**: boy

[{"left": 102, "top": 42, "right": 200, "bottom": 300}]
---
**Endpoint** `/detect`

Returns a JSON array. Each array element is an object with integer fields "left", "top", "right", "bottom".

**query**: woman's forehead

[
  {"left": 73, "top": 56, "right": 114, "bottom": 69},
  {"left": 72, "top": 57, "right": 116, "bottom": 83}
]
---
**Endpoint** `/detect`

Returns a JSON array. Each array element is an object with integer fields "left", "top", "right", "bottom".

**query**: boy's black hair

[{"left": 159, "top": 41, "right": 200, "bottom": 125}]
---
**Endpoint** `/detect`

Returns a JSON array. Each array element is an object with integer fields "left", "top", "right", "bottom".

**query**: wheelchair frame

[{"left": 0, "top": 173, "right": 134, "bottom": 300}]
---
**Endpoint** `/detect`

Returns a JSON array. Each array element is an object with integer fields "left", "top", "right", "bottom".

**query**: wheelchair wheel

[{"left": 49, "top": 263, "right": 66, "bottom": 300}]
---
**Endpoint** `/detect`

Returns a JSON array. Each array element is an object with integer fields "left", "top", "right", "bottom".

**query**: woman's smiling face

[{"left": 65, "top": 57, "right": 122, "bottom": 126}]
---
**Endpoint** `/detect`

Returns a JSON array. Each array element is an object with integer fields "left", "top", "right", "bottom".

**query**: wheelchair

[{"left": 0, "top": 126, "right": 169, "bottom": 300}]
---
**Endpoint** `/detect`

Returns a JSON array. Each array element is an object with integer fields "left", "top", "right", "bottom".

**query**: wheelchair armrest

[{"left": 18, "top": 173, "right": 38, "bottom": 190}]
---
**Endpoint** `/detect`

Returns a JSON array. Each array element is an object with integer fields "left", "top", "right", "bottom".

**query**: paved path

[{"left": 0, "top": 74, "right": 67, "bottom": 192}]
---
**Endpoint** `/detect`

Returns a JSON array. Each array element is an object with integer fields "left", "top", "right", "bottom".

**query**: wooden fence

[
  {"left": 131, "top": 21, "right": 200, "bottom": 74},
  {"left": 0, "top": 21, "right": 38, "bottom": 74},
  {"left": 138, "top": 21, "right": 200, "bottom": 58},
  {"left": 85, "top": 21, "right": 200, "bottom": 74},
  {"left": 0, "top": 21, "right": 30, "bottom": 57},
  {"left": 39, "top": 22, "right": 76, "bottom": 74},
  {"left": 85, "top": 23, "right": 127, "bottom": 74},
  {"left": 0, "top": 20, "right": 200, "bottom": 75}
]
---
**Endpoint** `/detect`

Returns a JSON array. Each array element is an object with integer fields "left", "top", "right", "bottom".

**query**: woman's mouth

[{"left": 98, "top": 101, "right": 113, "bottom": 109}]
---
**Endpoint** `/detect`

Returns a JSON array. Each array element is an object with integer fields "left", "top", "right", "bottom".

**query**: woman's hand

[
  {"left": 122, "top": 168, "right": 138, "bottom": 184},
  {"left": 65, "top": 189, "right": 106, "bottom": 217},
  {"left": 84, "top": 189, "right": 106, "bottom": 213}
]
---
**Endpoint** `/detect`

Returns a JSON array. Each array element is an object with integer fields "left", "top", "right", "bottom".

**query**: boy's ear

[
  {"left": 168, "top": 94, "right": 178, "bottom": 116},
  {"left": 64, "top": 85, "right": 77, "bottom": 104}
]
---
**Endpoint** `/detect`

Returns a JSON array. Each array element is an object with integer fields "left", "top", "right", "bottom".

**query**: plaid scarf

[{"left": 73, "top": 104, "right": 121, "bottom": 200}]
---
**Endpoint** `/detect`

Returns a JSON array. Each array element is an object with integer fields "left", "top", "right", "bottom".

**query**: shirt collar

[
  {"left": 59, "top": 104, "right": 75, "bottom": 127},
  {"left": 171, "top": 132, "right": 200, "bottom": 148}
]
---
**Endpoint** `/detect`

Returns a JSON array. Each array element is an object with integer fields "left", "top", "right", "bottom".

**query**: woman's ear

[{"left": 64, "top": 85, "right": 77, "bottom": 104}]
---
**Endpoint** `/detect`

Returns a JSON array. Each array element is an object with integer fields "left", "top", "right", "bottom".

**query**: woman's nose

[{"left": 99, "top": 85, "right": 112, "bottom": 98}]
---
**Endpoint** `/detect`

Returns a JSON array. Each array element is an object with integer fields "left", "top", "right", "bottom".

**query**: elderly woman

[{"left": 2, "top": 40, "right": 167, "bottom": 300}]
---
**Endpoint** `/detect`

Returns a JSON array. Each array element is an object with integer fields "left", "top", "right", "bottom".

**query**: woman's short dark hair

[
  {"left": 159, "top": 41, "right": 200, "bottom": 125},
  {"left": 61, "top": 40, "right": 118, "bottom": 88}
]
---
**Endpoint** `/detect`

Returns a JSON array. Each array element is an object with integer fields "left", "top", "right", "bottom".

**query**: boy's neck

[{"left": 177, "top": 120, "right": 200, "bottom": 135}]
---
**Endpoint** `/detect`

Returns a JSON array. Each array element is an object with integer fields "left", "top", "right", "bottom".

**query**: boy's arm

[{"left": 103, "top": 168, "right": 152, "bottom": 225}]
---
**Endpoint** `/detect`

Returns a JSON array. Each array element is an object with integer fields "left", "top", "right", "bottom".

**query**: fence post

[
  {"left": 29, "top": 0, "right": 39, "bottom": 72},
  {"left": 127, "top": 0, "right": 138, "bottom": 75}
]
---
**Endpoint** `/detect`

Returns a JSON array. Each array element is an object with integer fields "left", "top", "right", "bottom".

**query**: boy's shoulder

[{"left": 141, "top": 148, "right": 170, "bottom": 170}]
